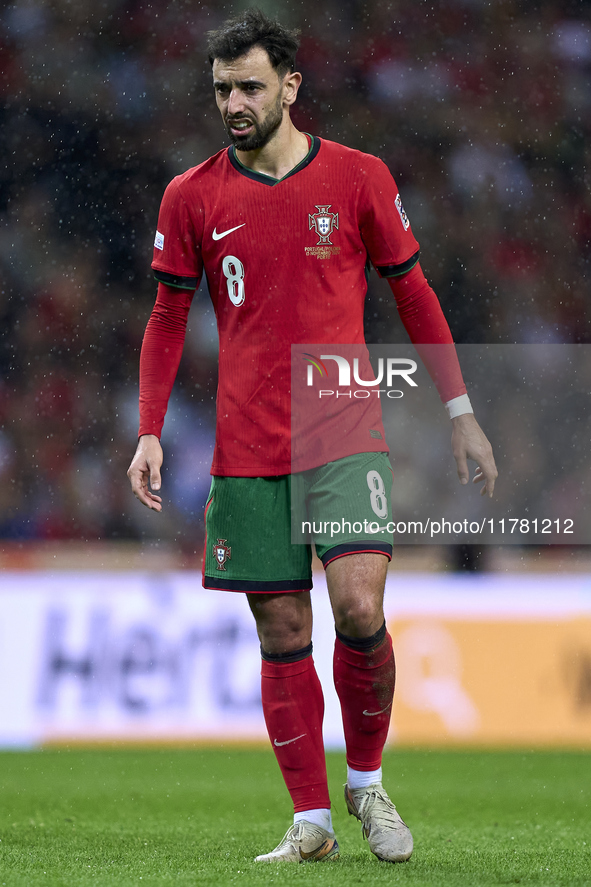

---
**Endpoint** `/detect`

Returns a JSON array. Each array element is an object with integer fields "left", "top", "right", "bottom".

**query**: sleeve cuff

[{"left": 446, "top": 394, "right": 473, "bottom": 419}]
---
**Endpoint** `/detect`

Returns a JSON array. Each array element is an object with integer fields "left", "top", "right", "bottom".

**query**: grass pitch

[{"left": 0, "top": 747, "right": 589, "bottom": 886}]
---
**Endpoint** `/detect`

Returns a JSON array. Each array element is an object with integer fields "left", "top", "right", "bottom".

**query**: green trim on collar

[{"left": 228, "top": 134, "right": 320, "bottom": 186}]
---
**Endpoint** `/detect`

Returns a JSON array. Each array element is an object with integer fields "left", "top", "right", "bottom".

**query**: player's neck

[{"left": 235, "top": 122, "right": 309, "bottom": 181}]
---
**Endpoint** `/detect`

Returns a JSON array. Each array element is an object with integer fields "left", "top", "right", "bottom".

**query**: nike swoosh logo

[
  {"left": 300, "top": 840, "right": 331, "bottom": 860},
  {"left": 362, "top": 703, "right": 392, "bottom": 717},
  {"left": 212, "top": 224, "right": 246, "bottom": 240},
  {"left": 274, "top": 732, "right": 306, "bottom": 747}
]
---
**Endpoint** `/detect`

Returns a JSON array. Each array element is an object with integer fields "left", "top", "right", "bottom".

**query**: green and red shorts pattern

[{"left": 203, "top": 452, "right": 393, "bottom": 593}]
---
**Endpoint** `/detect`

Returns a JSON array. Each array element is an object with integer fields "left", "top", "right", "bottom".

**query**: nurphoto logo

[{"left": 303, "top": 353, "right": 418, "bottom": 399}]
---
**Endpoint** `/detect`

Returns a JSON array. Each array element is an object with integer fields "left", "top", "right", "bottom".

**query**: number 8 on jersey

[{"left": 222, "top": 255, "right": 245, "bottom": 306}]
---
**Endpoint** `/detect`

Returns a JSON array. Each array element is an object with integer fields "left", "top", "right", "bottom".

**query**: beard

[{"left": 225, "top": 94, "right": 283, "bottom": 152}]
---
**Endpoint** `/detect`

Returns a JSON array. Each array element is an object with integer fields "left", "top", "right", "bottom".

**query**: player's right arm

[
  {"left": 128, "top": 176, "right": 203, "bottom": 509},
  {"left": 127, "top": 282, "right": 194, "bottom": 510},
  {"left": 127, "top": 434, "right": 164, "bottom": 511}
]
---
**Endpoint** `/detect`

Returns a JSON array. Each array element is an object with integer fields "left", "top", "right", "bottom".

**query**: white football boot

[
  {"left": 344, "top": 782, "right": 413, "bottom": 862},
  {"left": 254, "top": 820, "right": 339, "bottom": 863}
]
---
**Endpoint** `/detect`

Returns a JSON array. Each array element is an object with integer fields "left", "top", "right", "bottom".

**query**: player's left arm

[
  {"left": 450, "top": 413, "right": 497, "bottom": 498},
  {"left": 387, "top": 263, "right": 498, "bottom": 497},
  {"left": 357, "top": 156, "right": 497, "bottom": 494}
]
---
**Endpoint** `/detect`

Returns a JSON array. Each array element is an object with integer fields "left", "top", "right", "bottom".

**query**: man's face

[{"left": 212, "top": 46, "right": 286, "bottom": 152}]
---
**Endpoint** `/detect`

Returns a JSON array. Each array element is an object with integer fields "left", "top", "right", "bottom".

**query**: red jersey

[{"left": 150, "top": 136, "right": 422, "bottom": 476}]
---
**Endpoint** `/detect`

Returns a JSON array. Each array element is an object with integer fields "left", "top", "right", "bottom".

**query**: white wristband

[{"left": 445, "top": 394, "right": 473, "bottom": 419}]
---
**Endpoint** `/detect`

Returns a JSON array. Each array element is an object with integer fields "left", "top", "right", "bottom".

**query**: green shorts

[{"left": 203, "top": 452, "right": 393, "bottom": 593}]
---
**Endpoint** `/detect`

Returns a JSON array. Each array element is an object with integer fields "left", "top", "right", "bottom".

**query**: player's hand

[
  {"left": 451, "top": 413, "right": 497, "bottom": 498},
  {"left": 127, "top": 434, "right": 164, "bottom": 512}
]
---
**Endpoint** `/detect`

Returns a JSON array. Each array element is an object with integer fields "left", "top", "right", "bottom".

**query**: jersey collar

[{"left": 227, "top": 135, "right": 320, "bottom": 186}]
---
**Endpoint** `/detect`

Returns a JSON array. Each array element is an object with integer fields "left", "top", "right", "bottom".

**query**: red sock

[
  {"left": 261, "top": 653, "right": 330, "bottom": 812},
  {"left": 333, "top": 630, "right": 395, "bottom": 771}
]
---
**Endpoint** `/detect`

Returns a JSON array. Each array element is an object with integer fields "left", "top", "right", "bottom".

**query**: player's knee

[
  {"left": 249, "top": 593, "right": 312, "bottom": 653},
  {"left": 332, "top": 596, "right": 383, "bottom": 638},
  {"left": 257, "top": 621, "right": 312, "bottom": 655}
]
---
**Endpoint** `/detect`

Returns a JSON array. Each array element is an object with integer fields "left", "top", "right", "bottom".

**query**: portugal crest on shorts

[
  {"left": 309, "top": 205, "right": 339, "bottom": 245},
  {"left": 214, "top": 538, "right": 232, "bottom": 571}
]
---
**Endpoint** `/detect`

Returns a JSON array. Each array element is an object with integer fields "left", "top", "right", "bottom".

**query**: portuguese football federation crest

[
  {"left": 309, "top": 205, "right": 339, "bottom": 245},
  {"left": 214, "top": 538, "right": 232, "bottom": 571}
]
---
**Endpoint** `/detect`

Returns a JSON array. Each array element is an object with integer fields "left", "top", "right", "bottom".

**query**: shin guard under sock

[
  {"left": 261, "top": 648, "right": 330, "bottom": 812},
  {"left": 333, "top": 625, "right": 395, "bottom": 771}
]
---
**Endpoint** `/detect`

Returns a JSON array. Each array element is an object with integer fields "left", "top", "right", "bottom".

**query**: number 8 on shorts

[{"left": 367, "top": 469, "right": 388, "bottom": 519}]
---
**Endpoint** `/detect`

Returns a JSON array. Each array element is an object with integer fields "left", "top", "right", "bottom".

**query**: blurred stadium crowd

[{"left": 0, "top": 0, "right": 589, "bottom": 546}]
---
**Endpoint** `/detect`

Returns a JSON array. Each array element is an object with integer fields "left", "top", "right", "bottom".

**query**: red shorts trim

[
  {"left": 203, "top": 577, "right": 312, "bottom": 594},
  {"left": 321, "top": 542, "right": 393, "bottom": 569}
]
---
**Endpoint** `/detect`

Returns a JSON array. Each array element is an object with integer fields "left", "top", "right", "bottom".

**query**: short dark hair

[{"left": 206, "top": 8, "right": 300, "bottom": 75}]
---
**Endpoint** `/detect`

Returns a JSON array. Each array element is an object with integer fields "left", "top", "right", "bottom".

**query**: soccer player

[{"left": 127, "top": 8, "right": 497, "bottom": 864}]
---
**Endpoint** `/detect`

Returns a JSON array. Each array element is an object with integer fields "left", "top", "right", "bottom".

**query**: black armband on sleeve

[
  {"left": 154, "top": 269, "right": 199, "bottom": 290},
  {"left": 375, "top": 249, "right": 420, "bottom": 279}
]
